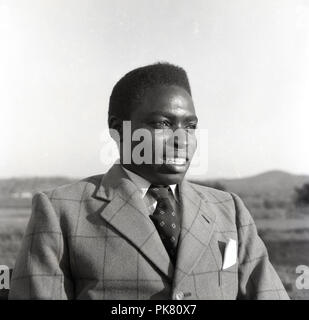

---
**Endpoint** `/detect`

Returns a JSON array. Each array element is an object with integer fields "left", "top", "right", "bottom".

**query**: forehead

[{"left": 132, "top": 85, "right": 195, "bottom": 118}]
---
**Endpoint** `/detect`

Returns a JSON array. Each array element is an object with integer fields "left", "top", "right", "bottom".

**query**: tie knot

[{"left": 148, "top": 184, "right": 171, "bottom": 200}]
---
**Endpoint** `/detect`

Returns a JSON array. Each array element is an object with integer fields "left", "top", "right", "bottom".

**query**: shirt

[{"left": 116, "top": 160, "right": 178, "bottom": 214}]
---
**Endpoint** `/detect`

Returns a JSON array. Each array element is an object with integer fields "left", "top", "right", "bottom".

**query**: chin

[
  {"left": 130, "top": 164, "right": 189, "bottom": 185},
  {"left": 151, "top": 172, "right": 186, "bottom": 185}
]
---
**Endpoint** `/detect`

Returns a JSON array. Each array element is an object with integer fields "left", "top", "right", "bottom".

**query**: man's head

[{"left": 108, "top": 62, "right": 198, "bottom": 185}]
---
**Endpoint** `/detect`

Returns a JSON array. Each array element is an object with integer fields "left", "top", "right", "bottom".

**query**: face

[{"left": 120, "top": 85, "right": 198, "bottom": 185}]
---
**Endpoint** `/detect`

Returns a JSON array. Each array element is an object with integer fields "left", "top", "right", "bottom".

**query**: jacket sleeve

[
  {"left": 9, "top": 192, "right": 74, "bottom": 300},
  {"left": 230, "top": 192, "right": 290, "bottom": 300}
]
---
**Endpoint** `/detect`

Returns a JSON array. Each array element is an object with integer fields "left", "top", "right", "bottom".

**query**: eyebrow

[{"left": 146, "top": 111, "right": 198, "bottom": 122}]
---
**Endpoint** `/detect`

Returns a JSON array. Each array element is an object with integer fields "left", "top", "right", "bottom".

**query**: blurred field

[
  {"left": 0, "top": 209, "right": 29, "bottom": 268},
  {"left": 258, "top": 228, "right": 309, "bottom": 300},
  {"left": 1, "top": 171, "right": 309, "bottom": 299}
]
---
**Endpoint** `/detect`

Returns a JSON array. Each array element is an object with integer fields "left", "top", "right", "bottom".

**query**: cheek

[
  {"left": 188, "top": 134, "right": 197, "bottom": 156},
  {"left": 152, "top": 132, "right": 197, "bottom": 150},
  {"left": 152, "top": 132, "right": 166, "bottom": 161}
]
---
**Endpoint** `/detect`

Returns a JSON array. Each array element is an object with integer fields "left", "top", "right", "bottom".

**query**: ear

[
  {"left": 108, "top": 115, "right": 122, "bottom": 131},
  {"left": 108, "top": 115, "right": 123, "bottom": 143}
]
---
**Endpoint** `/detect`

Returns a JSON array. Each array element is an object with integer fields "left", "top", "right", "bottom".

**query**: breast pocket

[
  {"left": 218, "top": 238, "right": 239, "bottom": 299},
  {"left": 193, "top": 236, "right": 239, "bottom": 299}
]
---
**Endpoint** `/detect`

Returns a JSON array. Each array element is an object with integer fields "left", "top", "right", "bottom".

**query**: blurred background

[{"left": 1, "top": 0, "right": 309, "bottom": 299}]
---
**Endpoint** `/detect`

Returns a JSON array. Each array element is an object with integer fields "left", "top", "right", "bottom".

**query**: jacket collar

[{"left": 93, "top": 163, "right": 174, "bottom": 279}]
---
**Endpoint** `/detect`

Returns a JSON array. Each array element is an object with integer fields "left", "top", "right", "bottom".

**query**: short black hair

[{"left": 108, "top": 62, "right": 192, "bottom": 123}]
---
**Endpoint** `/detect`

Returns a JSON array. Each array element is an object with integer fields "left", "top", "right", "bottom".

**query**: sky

[{"left": 1, "top": 0, "right": 309, "bottom": 179}]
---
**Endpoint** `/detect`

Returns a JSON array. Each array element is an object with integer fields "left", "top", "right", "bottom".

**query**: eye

[
  {"left": 186, "top": 123, "right": 198, "bottom": 130},
  {"left": 152, "top": 120, "right": 171, "bottom": 128}
]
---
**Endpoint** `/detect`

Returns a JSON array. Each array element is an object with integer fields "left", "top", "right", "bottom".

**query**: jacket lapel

[
  {"left": 173, "top": 180, "right": 217, "bottom": 288},
  {"left": 93, "top": 164, "right": 173, "bottom": 279}
]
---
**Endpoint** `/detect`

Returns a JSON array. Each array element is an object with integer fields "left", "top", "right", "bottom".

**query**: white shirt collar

[{"left": 115, "top": 159, "right": 177, "bottom": 199}]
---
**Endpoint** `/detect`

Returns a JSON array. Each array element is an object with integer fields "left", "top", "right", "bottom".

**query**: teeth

[{"left": 166, "top": 158, "right": 186, "bottom": 165}]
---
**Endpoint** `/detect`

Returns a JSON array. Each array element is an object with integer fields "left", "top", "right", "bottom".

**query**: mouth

[
  {"left": 164, "top": 157, "right": 187, "bottom": 165},
  {"left": 161, "top": 156, "right": 189, "bottom": 173}
]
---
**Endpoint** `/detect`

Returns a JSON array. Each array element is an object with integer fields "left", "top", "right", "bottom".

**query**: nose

[
  {"left": 165, "top": 128, "right": 188, "bottom": 150},
  {"left": 173, "top": 130, "right": 188, "bottom": 149}
]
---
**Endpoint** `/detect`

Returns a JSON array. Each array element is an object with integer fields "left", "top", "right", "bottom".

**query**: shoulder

[
  {"left": 27, "top": 175, "right": 104, "bottom": 236},
  {"left": 187, "top": 181, "right": 253, "bottom": 227},
  {"left": 187, "top": 180, "right": 233, "bottom": 203},
  {"left": 38, "top": 174, "right": 104, "bottom": 203}
]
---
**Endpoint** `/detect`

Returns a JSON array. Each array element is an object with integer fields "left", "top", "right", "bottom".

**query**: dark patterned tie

[{"left": 148, "top": 184, "right": 181, "bottom": 265}]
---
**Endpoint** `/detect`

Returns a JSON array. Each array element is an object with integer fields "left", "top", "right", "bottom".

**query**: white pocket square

[{"left": 222, "top": 239, "right": 237, "bottom": 270}]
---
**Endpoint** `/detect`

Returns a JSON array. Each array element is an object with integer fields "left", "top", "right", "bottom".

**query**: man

[{"left": 9, "top": 63, "right": 289, "bottom": 300}]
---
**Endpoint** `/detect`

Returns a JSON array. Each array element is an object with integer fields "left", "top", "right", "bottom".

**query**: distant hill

[
  {"left": 1, "top": 171, "right": 309, "bottom": 212},
  {"left": 1, "top": 171, "right": 309, "bottom": 200},
  {"left": 190, "top": 170, "right": 309, "bottom": 203}
]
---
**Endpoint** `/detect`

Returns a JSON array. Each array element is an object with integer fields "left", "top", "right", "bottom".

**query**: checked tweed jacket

[{"left": 9, "top": 164, "right": 289, "bottom": 300}]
